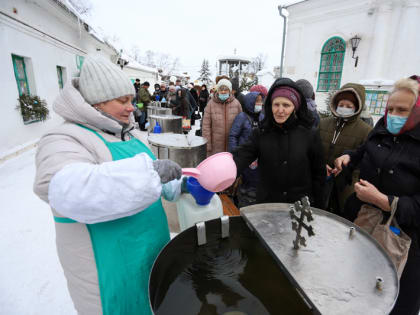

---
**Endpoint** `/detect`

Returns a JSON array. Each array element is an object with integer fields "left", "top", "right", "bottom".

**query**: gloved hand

[{"left": 152, "top": 159, "right": 182, "bottom": 184}]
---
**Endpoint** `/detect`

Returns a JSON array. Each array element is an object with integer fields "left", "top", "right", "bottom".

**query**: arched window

[{"left": 317, "top": 37, "right": 345, "bottom": 92}]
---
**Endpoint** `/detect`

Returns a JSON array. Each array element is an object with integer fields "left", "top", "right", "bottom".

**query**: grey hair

[{"left": 390, "top": 78, "right": 419, "bottom": 105}]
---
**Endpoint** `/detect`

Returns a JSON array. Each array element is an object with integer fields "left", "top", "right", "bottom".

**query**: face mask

[
  {"left": 219, "top": 93, "right": 229, "bottom": 101},
  {"left": 254, "top": 104, "right": 263, "bottom": 113},
  {"left": 336, "top": 106, "right": 355, "bottom": 116},
  {"left": 386, "top": 114, "right": 408, "bottom": 134}
]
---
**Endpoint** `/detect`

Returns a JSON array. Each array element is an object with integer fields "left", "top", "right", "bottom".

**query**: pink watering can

[{"left": 182, "top": 152, "right": 237, "bottom": 192}]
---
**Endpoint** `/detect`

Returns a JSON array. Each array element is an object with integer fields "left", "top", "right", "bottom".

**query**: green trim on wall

[
  {"left": 12, "top": 54, "right": 30, "bottom": 96},
  {"left": 57, "top": 66, "right": 64, "bottom": 89},
  {"left": 76, "top": 55, "right": 85, "bottom": 70},
  {"left": 317, "top": 36, "right": 346, "bottom": 92}
]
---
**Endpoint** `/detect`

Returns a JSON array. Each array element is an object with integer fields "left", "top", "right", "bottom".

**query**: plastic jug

[
  {"left": 153, "top": 122, "right": 161, "bottom": 133},
  {"left": 176, "top": 194, "right": 223, "bottom": 231},
  {"left": 176, "top": 177, "right": 223, "bottom": 231}
]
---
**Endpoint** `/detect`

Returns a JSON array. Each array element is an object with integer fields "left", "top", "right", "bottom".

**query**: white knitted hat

[
  {"left": 216, "top": 78, "right": 232, "bottom": 92},
  {"left": 79, "top": 55, "right": 135, "bottom": 105}
]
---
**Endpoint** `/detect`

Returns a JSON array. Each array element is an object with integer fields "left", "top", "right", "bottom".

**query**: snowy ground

[{"left": 0, "top": 149, "right": 76, "bottom": 315}]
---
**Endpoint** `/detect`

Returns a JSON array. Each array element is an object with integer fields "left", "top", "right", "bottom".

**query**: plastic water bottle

[
  {"left": 390, "top": 226, "right": 401, "bottom": 236},
  {"left": 153, "top": 122, "right": 161, "bottom": 133},
  {"left": 176, "top": 178, "right": 223, "bottom": 231}
]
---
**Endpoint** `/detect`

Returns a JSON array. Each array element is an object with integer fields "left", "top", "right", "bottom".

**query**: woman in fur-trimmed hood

[{"left": 232, "top": 78, "right": 326, "bottom": 208}]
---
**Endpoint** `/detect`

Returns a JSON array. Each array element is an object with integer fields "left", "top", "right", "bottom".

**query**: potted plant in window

[{"left": 16, "top": 94, "right": 49, "bottom": 123}]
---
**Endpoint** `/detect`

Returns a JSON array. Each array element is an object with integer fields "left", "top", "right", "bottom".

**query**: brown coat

[{"left": 202, "top": 93, "right": 242, "bottom": 156}]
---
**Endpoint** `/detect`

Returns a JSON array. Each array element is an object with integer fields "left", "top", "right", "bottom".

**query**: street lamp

[{"left": 350, "top": 35, "right": 361, "bottom": 67}]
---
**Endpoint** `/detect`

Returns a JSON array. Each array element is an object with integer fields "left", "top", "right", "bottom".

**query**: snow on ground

[{"left": 0, "top": 148, "right": 76, "bottom": 315}]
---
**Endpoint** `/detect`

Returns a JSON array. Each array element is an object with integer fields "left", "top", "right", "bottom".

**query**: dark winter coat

[
  {"left": 199, "top": 89, "right": 209, "bottom": 112},
  {"left": 138, "top": 86, "right": 151, "bottom": 111},
  {"left": 170, "top": 89, "right": 190, "bottom": 117},
  {"left": 319, "top": 83, "right": 372, "bottom": 211},
  {"left": 189, "top": 88, "right": 199, "bottom": 104},
  {"left": 233, "top": 78, "right": 325, "bottom": 208},
  {"left": 228, "top": 92, "right": 261, "bottom": 152},
  {"left": 185, "top": 88, "right": 197, "bottom": 113},
  {"left": 306, "top": 98, "right": 320, "bottom": 129},
  {"left": 158, "top": 90, "right": 168, "bottom": 102},
  {"left": 344, "top": 118, "right": 420, "bottom": 315},
  {"left": 235, "top": 92, "right": 246, "bottom": 112},
  {"left": 228, "top": 92, "right": 262, "bottom": 190}
]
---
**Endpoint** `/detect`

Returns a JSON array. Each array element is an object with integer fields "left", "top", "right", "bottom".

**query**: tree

[
  {"left": 130, "top": 45, "right": 142, "bottom": 63},
  {"left": 143, "top": 50, "right": 156, "bottom": 68},
  {"left": 239, "top": 75, "right": 257, "bottom": 92},
  {"left": 250, "top": 53, "right": 267, "bottom": 74},
  {"left": 198, "top": 59, "right": 212, "bottom": 84}
]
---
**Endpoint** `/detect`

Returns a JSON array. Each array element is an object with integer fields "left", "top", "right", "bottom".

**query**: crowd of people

[
  {"left": 33, "top": 53, "right": 420, "bottom": 315},
  {"left": 202, "top": 74, "right": 420, "bottom": 315}
]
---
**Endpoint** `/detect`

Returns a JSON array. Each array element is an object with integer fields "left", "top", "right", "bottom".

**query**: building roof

[
  {"left": 218, "top": 55, "right": 251, "bottom": 63},
  {"left": 284, "top": 0, "right": 309, "bottom": 9},
  {"left": 257, "top": 69, "right": 274, "bottom": 76},
  {"left": 120, "top": 53, "right": 158, "bottom": 73},
  {"left": 54, "top": 0, "right": 117, "bottom": 53}
]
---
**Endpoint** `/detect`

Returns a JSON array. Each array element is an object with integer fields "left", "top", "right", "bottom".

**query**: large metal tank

[
  {"left": 147, "top": 106, "right": 172, "bottom": 117},
  {"left": 149, "top": 202, "right": 399, "bottom": 315},
  {"left": 148, "top": 115, "right": 182, "bottom": 134},
  {"left": 148, "top": 133, "right": 207, "bottom": 168}
]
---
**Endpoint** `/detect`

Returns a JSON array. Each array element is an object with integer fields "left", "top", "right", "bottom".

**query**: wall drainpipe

[{"left": 278, "top": 5, "right": 287, "bottom": 78}]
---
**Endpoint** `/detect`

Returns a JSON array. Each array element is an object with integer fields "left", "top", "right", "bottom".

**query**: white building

[
  {"left": 256, "top": 69, "right": 276, "bottom": 89},
  {"left": 282, "top": 0, "right": 420, "bottom": 113},
  {"left": 0, "top": 0, "right": 157, "bottom": 158}
]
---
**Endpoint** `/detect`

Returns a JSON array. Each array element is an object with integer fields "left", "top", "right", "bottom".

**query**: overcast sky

[{"left": 87, "top": 0, "right": 299, "bottom": 79}]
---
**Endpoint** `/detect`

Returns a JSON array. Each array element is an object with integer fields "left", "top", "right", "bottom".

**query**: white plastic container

[{"left": 176, "top": 193, "right": 223, "bottom": 231}]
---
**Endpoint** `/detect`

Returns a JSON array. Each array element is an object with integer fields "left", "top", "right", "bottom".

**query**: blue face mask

[
  {"left": 218, "top": 93, "right": 229, "bottom": 101},
  {"left": 386, "top": 114, "right": 408, "bottom": 134}
]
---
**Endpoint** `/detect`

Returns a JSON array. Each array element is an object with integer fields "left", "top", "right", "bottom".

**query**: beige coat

[{"left": 202, "top": 93, "right": 242, "bottom": 156}]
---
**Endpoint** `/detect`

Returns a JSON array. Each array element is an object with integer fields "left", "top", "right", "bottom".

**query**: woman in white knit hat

[
  {"left": 202, "top": 78, "right": 242, "bottom": 156},
  {"left": 33, "top": 55, "right": 184, "bottom": 315}
]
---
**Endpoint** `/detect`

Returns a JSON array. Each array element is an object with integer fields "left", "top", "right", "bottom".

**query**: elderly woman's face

[
  {"left": 272, "top": 96, "right": 294, "bottom": 124},
  {"left": 95, "top": 95, "right": 134, "bottom": 124},
  {"left": 387, "top": 90, "right": 416, "bottom": 117}
]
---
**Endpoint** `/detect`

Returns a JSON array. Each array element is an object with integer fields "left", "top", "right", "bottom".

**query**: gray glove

[{"left": 152, "top": 159, "right": 182, "bottom": 184}]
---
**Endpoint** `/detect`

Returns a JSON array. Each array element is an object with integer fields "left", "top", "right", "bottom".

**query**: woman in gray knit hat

[{"left": 33, "top": 55, "right": 183, "bottom": 315}]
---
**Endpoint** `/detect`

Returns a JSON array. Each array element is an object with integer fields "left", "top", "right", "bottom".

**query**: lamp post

[{"left": 350, "top": 35, "right": 361, "bottom": 67}]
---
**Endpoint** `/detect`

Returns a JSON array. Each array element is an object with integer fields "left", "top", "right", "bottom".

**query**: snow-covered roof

[
  {"left": 257, "top": 69, "right": 274, "bottom": 76},
  {"left": 284, "top": 0, "right": 309, "bottom": 9},
  {"left": 218, "top": 55, "right": 251, "bottom": 63},
  {"left": 359, "top": 79, "right": 395, "bottom": 87},
  {"left": 54, "top": 0, "right": 118, "bottom": 53},
  {"left": 120, "top": 53, "right": 158, "bottom": 73}
]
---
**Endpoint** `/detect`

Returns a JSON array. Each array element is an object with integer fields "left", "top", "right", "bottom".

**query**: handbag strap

[{"left": 386, "top": 196, "right": 399, "bottom": 227}]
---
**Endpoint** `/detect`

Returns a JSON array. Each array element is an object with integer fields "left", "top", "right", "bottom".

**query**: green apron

[{"left": 54, "top": 125, "right": 170, "bottom": 315}]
